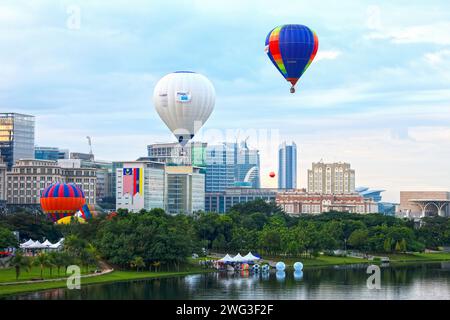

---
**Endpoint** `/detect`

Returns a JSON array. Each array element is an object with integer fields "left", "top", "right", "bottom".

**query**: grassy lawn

[
  {"left": 0, "top": 266, "right": 93, "bottom": 284},
  {"left": 387, "top": 252, "right": 450, "bottom": 263},
  {"left": 0, "top": 266, "right": 211, "bottom": 298},
  {"left": 262, "top": 254, "right": 369, "bottom": 268}
]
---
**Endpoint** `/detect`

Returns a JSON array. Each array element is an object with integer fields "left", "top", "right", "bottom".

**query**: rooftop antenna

[{"left": 86, "top": 136, "right": 94, "bottom": 161}]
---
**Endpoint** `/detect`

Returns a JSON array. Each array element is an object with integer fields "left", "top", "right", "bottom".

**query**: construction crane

[{"left": 86, "top": 136, "right": 94, "bottom": 160}]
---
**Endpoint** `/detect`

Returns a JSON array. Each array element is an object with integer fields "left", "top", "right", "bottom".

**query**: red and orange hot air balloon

[{"left": 40, "top": 183, "right": 86, "bottom": 223}]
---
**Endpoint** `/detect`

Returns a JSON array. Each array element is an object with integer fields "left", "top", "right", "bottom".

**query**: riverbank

[
  {"left": 0, "top": 266, "right": 212, "bottom": 298},
  {"left": 262, "top": 252, "right": 450, "bottom": 269},
  {"left": 3, "top": 252, "right": 450, "bottom": 298}
]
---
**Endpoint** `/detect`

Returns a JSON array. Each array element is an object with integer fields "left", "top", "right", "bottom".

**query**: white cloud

[
  {"left": 366, "top": 22, "right": 450, "bottom": 45},
  {"left": 315, "top": 50, "right": 342, "bottom": 62}
]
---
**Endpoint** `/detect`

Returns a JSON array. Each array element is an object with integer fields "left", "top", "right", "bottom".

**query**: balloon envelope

[
  {"left": 265, "top": 24, "right": 319, "bottom": 92},
  {"left": 153, "top": 71, "right": 215, "bottom": 146},
  {"left": 57, "top": 216, "right": 86, "bottom": 225},
  {"left": 40, "top": 183, "right": 86, "bottom": 222}
]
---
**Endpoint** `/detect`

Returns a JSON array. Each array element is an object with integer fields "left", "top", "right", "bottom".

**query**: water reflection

[{"left": 4, "top": 263, "right": 450, "bottom": 300}]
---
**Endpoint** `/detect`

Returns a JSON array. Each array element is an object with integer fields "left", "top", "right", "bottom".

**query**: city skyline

[{"left": 1, "top": 1, "right": 450, "bottom": 203}]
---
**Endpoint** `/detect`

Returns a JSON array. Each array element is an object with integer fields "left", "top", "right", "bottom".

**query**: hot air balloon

[
  {"left": 265, "top": 24, "right": 319, "bottom": 93},
  {"left": 153, "top": 71, "right": 216, "bottom": 146},
  {"left": 40, "top": 183, "right": 86, "bottom": 223}
]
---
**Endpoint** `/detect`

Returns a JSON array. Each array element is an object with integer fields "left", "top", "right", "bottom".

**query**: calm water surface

[{"left": 6, "top": 262, "right": 450, "bottom": 300}]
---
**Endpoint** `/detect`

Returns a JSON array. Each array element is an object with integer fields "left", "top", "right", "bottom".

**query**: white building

[
  {"left": 307, "top": 161, "right": 355, "bottom": 194},
  {"left": 116, "top": 161, "right": 165, "bottom": 212},
  {"left": 166, "top": 166, "right": 205, "bottom": 215}
]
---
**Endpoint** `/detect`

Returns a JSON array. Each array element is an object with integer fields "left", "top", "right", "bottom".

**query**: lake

[{"left": 6, "top": 262, "right": 450, "bottom": 300}]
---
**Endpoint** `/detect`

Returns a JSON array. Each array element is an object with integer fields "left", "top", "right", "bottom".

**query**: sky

[{"left": 1, "top": 0, "right": 450, "bottom": 202}]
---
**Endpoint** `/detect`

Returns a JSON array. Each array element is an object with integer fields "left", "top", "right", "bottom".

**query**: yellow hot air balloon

[{"left": 57, "top": 216, "right": 86, "bottom": 225}]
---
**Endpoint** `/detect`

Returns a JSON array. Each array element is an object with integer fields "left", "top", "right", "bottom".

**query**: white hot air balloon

[{"left": 153, "top": 71, "right": 215, "bottom": 146}]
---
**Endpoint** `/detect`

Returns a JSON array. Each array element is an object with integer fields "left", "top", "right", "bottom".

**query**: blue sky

[{"left": 1, "top": 0, "right": 450, "bottom": 202}]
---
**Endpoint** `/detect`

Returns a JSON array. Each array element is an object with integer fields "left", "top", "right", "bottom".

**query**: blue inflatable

[
  {"left": 276, "top": 261, "right": 286, "bottom": 271},
  {"left": 293, "top": 262, "right": 303, "bottom": 271}
]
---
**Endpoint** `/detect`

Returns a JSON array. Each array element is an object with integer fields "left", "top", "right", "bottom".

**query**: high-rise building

[
  {"left": 35, "top": 147, "right": 69, "bottom": 161},
  {"left": 147, "top": 142, "right": 207, "bottom": 166},
  {"left": 307, "top": 161, "right": 355, "bottom": 194},
  {"left": 58, "top": 158, "right": 113, "bottom": 203},
  {"left": 6, "top": 159, "right": 63, "bottom": 206},
  {"left": 278, "top": 141, "right": 297, "bottom": 189},
  {"left": 166, "top": 166, "right": 205, "bottom": 215},
  {"left": 205, "top": 141, "right": 260, "bottom": 193},
  {"left": 0, "top": 158, "right": 6, "bottom": 206},
  {"left": 5, "top": 159, "right": 96, "bottom": 207},
  {"left": 0, "top": 113, "right": 35, "bottom": 169},
  {"left": 115, "top": 161, "right": 165, "bottom": 213}
]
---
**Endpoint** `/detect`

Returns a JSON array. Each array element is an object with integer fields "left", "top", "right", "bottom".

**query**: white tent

[
  {"left": 231, "top": 253, "right": 245, "bottom": 263},
  {"left": 42, "top": 240, "right": 53, "bottom": 248},
  {"left": 243, "top": 252, "right": 260, "bottom": 261},
  {"left": 20, "top": 239, "right": 35, "bottom": 249},
  {"left": 218, "top": 254, "right": 233, "bottom": 263}
]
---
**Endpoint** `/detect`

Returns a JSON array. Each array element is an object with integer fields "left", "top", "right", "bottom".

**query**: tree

[
  {"left": 383, "top": 237, "right": 393, "bottom": 253},
  {"left": 34, "top": 252, "right": 49, "bottom": 278},
  {"left": 130, "top": 256, "right": 145, "bottom": 272},
  {"left": 11, "top": 252, "right": 27, "bottom": 280},
  {"left": 395, "top": 241, "right": 402, "bottom": 252},
  {"left": 348, "top": 229, "right": 369, "bottom": 251},
  {"left": 0, "top": 226, "right": 18, "bottom": 249}
]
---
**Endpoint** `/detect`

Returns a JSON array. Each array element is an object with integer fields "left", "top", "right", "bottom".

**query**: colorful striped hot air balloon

[
  {"left": 265, "top": 24, "right": 319, "bottom": 93},
  {"left": 40, "top": 183, "right": 86, "bottom": 223}
]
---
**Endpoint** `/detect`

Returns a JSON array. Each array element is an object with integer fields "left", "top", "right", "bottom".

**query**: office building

[
  {"left": 0, "top": 158, "right": 6, "bottom": 207},
  {"left": 278, "top": 141, "right": 297, "bottom": 189},
  {"left": 35, "top": 147, "right": 69, "bottom": 161},
  {"left": 147, "top": 142, "right": 207, "bottom": 166},
  {"left": 5, "top": 159, "right": 63, "bottom": 206},
  {"left": 5, "top": 159, "right": 97, "bottom": 207},
  {"left": 166, "top": 166, "right": 205, "bottom": 215},
  {"left": 0, "top": 113, "right": 35, "bottom": 169},
  {"left": 276, "top": 190, "right": 378, "bottom": 215},
  {"left": 116, "top": 161, "right": 165, "bottom": 212},
  {"left": 307, "top": 161, "right": 355, "bottom": 194},
  {"left": 205, "top": 187, "right": 278, "bottom": 213},
  {"left": 58, "top": 158, "right": 112, "bottom": 203},
  {"left": 205, "top": 141, "right": 260, "bottom": 193},
  {"left": 398, "top": 191, "right": 450, "bottom": 218}
]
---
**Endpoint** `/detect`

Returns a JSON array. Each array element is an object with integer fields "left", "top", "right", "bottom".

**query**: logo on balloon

[{"left": 177, "top": 92, "right": 191, "bottom": 103}]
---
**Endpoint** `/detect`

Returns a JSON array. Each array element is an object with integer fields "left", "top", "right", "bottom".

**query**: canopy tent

[
  {"left": 218, "top": 254, "right": 233, "bottom": 263},
  {"left": 19, "top": 239, "right": 35, "bottom": 248},
  {"left": 19, "top": 238, "right": 64, "bottom": 250},
  {"left": 230, "top": 253, "right": 245, "bottom": 263},
  {"left": 243, "top": 252, "right": 260, "bottom": 261},
  {"left": 42, "top": 240, "right": 52, "bottom": 248}
]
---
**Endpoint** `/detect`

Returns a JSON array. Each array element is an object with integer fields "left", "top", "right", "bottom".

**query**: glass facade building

[
  {"left": 35, "top": 147, "right": 69, "bottom": 161},
  {"left": 205, "top": 188, "right": 278, "bottom": 213},
  {"left": 278, "top": 141, "right": 297, "bottom": 189},
  {"left": 205, "top": 142, "right": 260, "bottom": 193},
  {"left": 0, "top": 113, "right": 35, "bottom": 169}
]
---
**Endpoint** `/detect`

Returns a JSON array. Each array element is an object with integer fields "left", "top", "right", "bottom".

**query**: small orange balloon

[{"left": 269, "top": 172, "right": 276, "bottom": 178}]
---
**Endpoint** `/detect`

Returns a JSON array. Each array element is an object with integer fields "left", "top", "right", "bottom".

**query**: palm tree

[
  {"left": 34, "top": 252, "right": 49, "bottom": 279},
  {"left": 152, "top": 261, "right": 161, "bottom": 273},
  {"left": 130, "top": 256, "right": 145, "bottom": 272},
  {"left": 11, "top": 252, "right": 27, "bottom": 280}
]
